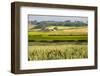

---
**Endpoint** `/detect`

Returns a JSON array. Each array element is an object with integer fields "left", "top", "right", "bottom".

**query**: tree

[{"left": 54, "top": 27, "right": 58, "bottom": 30}]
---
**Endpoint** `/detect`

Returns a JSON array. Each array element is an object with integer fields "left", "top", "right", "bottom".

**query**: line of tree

[{"left": 29, "top": 20, "right": 88, "bottom": 29}]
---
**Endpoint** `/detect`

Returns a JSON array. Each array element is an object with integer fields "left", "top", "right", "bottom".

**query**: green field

[
  {"left": 28, "top": 35, "right": 87, "bottom": 42},
  {"left": 28, "top": 26, "right": 87, "bottom": 42}
]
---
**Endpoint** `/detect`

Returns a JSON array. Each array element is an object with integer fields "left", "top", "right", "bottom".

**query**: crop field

[
  {"left": 28, "top": 26, "right": 88, "bottom": 61},
  {"left": 28, "top": 42, "right": 88, "bottom": 60}
]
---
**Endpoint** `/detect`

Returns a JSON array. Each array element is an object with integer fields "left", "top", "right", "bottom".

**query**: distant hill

[{"left": 29, "top": 20, "right": 88, "bottom": 29}]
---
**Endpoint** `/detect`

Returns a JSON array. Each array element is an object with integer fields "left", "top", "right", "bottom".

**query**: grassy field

[
  {"left": 28, "top": 26, "right": 88, "bottom": 42},
  {"left": 28, "top": 42, "right": 88, "bottom": 60},
  {"left": 29, "top": 26, "right": 87, "bottom": 35},
  {"left": 28, "top": 26, "right": 88, "bottom": 61},
  {"left": 28, "top": 35, "right": 87, "bottom": 42}
]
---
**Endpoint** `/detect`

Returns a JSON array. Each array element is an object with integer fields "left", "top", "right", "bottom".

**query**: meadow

[{"left": 28, "top": 42, "right": 87, "bottom": 60}]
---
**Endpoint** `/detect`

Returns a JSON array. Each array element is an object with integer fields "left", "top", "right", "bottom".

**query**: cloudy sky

[{"left": 28, "top": 15, "right": 88, "bottom": 23}]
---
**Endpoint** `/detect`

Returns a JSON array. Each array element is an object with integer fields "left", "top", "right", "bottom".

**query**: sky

[{"left": 28, "top": 15, "right": 88, "bottom": 23}]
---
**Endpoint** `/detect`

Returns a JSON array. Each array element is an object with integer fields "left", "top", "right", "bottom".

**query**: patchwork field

[{"left": 28, "top": 26, "right": 88, "bottom": 42}]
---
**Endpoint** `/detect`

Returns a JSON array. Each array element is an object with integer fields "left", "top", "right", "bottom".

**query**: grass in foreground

[{"left": 28, "top": 42, "right": 88, "bottom": 61}]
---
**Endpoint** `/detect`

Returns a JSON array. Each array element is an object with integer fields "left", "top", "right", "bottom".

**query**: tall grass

[{"left": 28, "top": 43, "right": 88, "bottom": 61}]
